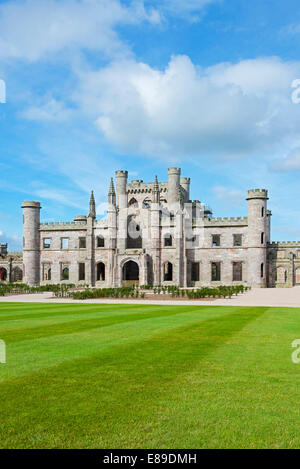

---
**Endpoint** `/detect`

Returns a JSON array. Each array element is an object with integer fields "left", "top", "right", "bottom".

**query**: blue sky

[{"left": 1, "top": 0, "right": 300, "bottom": 249}]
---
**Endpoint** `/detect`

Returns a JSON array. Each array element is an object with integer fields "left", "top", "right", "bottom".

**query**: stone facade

[
  {"left": 0, "top": 244, "right": 23, "bottom": 282},
  {"left": 19, "top": 167, "right": 299, "bottom": 288}
]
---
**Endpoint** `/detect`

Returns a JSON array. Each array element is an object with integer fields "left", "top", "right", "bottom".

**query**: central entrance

[{"left": 122, "top": 260, "right": 139, "bottom": 286}]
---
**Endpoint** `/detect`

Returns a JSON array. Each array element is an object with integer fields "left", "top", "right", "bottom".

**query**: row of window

[
  {"left": 42, "top": 261, "right": 265, "bottom": 283},
  {"left": 43, "top": 236, "right": 106, "bottom": 249},
  {"left": 42, "top": 233, "right": 256, "bottom": 250}
]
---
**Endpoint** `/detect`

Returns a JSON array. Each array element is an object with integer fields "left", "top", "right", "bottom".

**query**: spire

[
  {"left": 108, "top": 177, "right": 116, "bottom": 206},
  {"left": 153, "top": 175, "right": 160, "bottom": 203},
  {"left": 88, "top": 190, "right": 96, "bottom": 218}
]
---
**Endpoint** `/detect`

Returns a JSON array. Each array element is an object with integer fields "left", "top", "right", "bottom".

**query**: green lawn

[{"left": 0, "top": 302, "right": 300, "bottom": 448}]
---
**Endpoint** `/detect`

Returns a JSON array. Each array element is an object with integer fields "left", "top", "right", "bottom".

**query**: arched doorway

[
  {"left": 163, "top": 262, "right": 173, "bottom": 281},
  {"left": 0, "top": 267, "right": 7, "bottom": 281},
  {"left": 96, "top": 262, "right": 105, "bottom": 281},
  {"left": 122, "top": 260, "right": 139, "bottom": 286},
  {"left": 12, "top": 267, "right": 23, "bottom": 282}
]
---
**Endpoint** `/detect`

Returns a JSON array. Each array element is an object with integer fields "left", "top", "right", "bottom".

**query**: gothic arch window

[
  {"left": 129, "top": 198, "right": 138, "bottom": 208},
  {"left": 143, "top": 198, "right": 152, "bottom": 209},
  {"left": 62, "top": 267, "right": 69, "bottom": 281}
]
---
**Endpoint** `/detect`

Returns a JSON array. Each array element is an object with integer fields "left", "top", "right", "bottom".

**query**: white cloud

[
  {"left": 20, "top": 98, "right": 73, "bottom": 122},
  {"left": 74, "top": 55, "right": 300, "bottom": 160},
  {"left": 0, "top": 0, "right": 160, "bottom": 61},
  {"left": 212, "top": 185, "right": 244, "bottom": 206},
  {"left": 271, "top": 147, "right": 300, "bottom": 171}
]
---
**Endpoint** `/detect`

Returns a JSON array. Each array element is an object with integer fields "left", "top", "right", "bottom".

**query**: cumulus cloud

[
  {"left": 0, "top": 0, "right": 160, "bottom": 61},
  {"left": 74, "top": 55, "right": 300, "bottom": 159}
]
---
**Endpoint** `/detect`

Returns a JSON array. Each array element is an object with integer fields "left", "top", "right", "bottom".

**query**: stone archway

[
  {"left": 0, "top": 267, "right": 7, "bottom": 281},
  {"left": 122, "top": 260, "right": 139, "bottom": 286},
  {"left": 12, "top": 266, "right": 23, "bottom": 282}
]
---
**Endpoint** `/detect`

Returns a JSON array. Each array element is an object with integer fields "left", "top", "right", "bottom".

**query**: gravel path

[{"left": 0, "top": 287, "right": 300, "bottom": 307}]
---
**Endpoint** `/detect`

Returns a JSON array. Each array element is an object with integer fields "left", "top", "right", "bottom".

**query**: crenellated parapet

[
  {"left": 196, "top": 216, "right": 248, "bottom": 226},
  {"left": 246, "top": 189, "right": 268, "bottom": 200},
  {"left": 269, "top": 241, "right": 300, "bottom": 247},
  {"left": 127, "top": 180, "right": 168, "bottom": 194},
  {"left": 40, "top": 221, "right": 88, "bottom": 231}
]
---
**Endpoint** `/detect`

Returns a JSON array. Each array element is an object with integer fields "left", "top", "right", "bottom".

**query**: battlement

[
  {"left": 269, "top": 241, "right": 300, "bottom": 247},
  {"left": 115, "top": 170, "right": 128, "bottom": 177},
  {"left": 246, "top": 189, "right": 268, "bottom": 200},
  {"left": 40, "top": 221, "right": 88, "bottom": 231},
  {"left": 193, "top": 216, "right": 248, "bottom": 226},
  {"left": 22, "top": 201, "right": 41, "bottom": 209},
  {"left": 127, "top": 181, "right": 168, "bottom": 194},
  {"left": 168, "top": 167, "right": 181, "bottom": 175}
]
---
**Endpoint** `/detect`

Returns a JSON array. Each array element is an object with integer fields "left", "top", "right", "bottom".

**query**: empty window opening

[
  {"left": 61, "top": 238, "right": 69, "bottom": 249},
  {"left": 164, "top": 234, "right": 173, "bottom": 247},
  {"left": 233, "top": 262, "right": 243, "bottom": 281},
  {"left": 79, "top": 237, "right": 86, "bottom": 249},
  {"left": 79, "top": 263, "right": 85, "bottom": 281},
  {"left": 233, "top": 234, "right": 242, "bottom": 247},
  {"left": 97, "top": 262, "right": 105, "bottom": 281},
  {"left": 191, "top": 262, "right": 200, "bottom": 282},
  {"left": 212, "top": 235, "right": 221, "bottom": 247},
  {"left": 211, "top": 262, "right": 221, "bottom": 281}
]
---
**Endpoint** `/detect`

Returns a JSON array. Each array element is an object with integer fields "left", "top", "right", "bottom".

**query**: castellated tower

[
  {"left": 247, "top": 189, "right": 269, "bottom": 287},
  {"left": 168, "top": 167, "right": 181, "bottom": 206},
  {"left": 22, "top": 201, "right": 41, "bottom": 286},
  {"left": 115, "top": 170, "right": 128, "bottom": 209},
  {"left": 180, "top": 177, "right": 190, "bottom": 203}
]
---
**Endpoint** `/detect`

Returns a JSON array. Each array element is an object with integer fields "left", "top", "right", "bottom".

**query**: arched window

[
  {"left": 163, "top": 262, "right": 173, "bottom": 281},
  {"left": 62, "top": 267, "right": 69, "bottom": 281},
  {"left": 261, "top": 263, "right": 264, "bottom": 278},
  {"left": 261, "top": 232, "right": 264, "bottom": 244},
  {"left": 164, "top": 234, "right": 173, "bottom": 247},
  {"left": 96, "top": 262, "right": 105, "bottom": 281},
  {"left": 143, "top": 198, "right": 152, "bottom": 209},
  {"left": 129, "top": 198, "right": 138, "bottom": 208},
  {"left": 261, "top": 207, "right": 265, "bottom": 217},
  {"left": 97, "top": 236, "right": 105, "bottom": 248}
]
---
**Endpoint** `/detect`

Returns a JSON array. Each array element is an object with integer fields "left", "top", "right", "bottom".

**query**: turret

[
  {"left": 246, "top": 189, "right": 269, "bottom": 287},
  {"left": 22, "top": 201, "right": 41, "bottom": 286},
  {"left": 115, "top": 170, "right": 128, "bottom": 209},
  {"left": 180, "top": 177, "right": 190, "bottom": 203},
  {"left": 168, "top": 167, "right": 181, "bottom": 205},
  {"left": 88, "top": 190, "right": 96, "bottom": 218},
  {"left": 108, "top": 177, "right": 116, "bottom": 206},
  {"left": 152, "top": 175, "right": 160, "bottom": 204}
]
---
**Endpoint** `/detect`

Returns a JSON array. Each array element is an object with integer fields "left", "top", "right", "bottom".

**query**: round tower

[
  {"left": 246, "top": 189, "right": 268, "bottom": 287},
  {"left": 115, "top": 170, "right": 128, "bottom": 209},
  {"left": 22, "top": 201, "right": 41, "bottom": 286},
  {"left": 180, "top": 177, "right": 190, "bottom": 203},
  {"left": 168, "top": 167, "right": 181, "bottom": 205}
]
